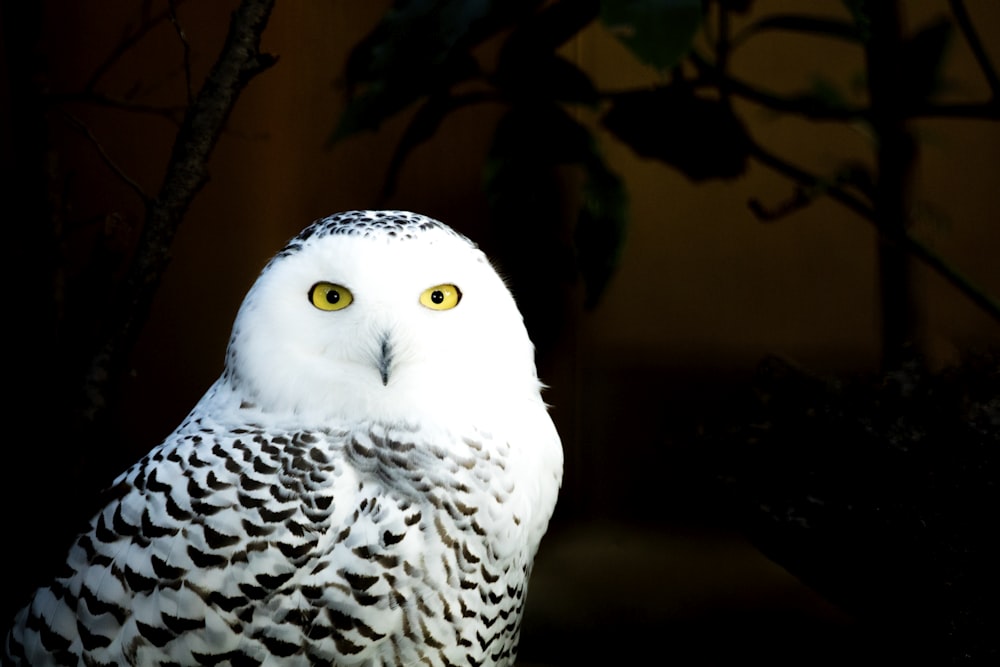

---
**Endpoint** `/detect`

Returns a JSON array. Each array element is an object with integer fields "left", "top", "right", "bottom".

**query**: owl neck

[{"left": 200, "top": 371, "right": 542, "bottom": 438}]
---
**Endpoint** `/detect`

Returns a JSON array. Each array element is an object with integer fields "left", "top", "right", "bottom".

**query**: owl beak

[{"left": 376, "top": 333, "right": 393, "bottom": 386}]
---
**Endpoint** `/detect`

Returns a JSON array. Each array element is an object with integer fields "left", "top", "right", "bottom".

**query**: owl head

[{"left": 221, "top": 211, "right": 544, "bottom": 429}]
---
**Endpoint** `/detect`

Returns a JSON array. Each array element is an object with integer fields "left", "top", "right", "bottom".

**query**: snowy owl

[{"left": 4, "top": 210, "right": 563, "bottom": 666}]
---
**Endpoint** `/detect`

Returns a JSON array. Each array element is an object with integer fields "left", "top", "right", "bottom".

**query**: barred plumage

[{"left": 5, "top": 211, "right": 562, "bottom": 666}]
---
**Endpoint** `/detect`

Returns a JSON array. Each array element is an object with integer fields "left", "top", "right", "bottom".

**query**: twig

[
  {"left": 731, "top": 14, "right": 862, "bottom": 49},
  {"left": 948, "top": 0, "right": 1000, "bottom": 99},
  {"left": 688, "top": 51, "right": 868, "bottom": 121},
  {"left": 748, "top": 138, "right": 1000, "bottom": 326},
  {"left": 62, "top": 112, "right": 151, "bottom": 203},
  {"left": 715, "top": 5, "right": 732, "bottom": 107},
  {"left": 902, "top": 234, "right": 1000, "bottom": 322},
  {"left": 81, "top": 0, "right": 278, "bottom": 423},
  {"left": 747, "top": 138, "right": 875, "bottom": 221},
  {"left": 50, "top": 91, "right": 187, "bottom": 123},
  {"left": 691, "top": 47, "right": 998, "bottom": 123},
  {"left": 907, "top": 101, "right": 1000, "bottom": 119},
  {"left": 748, "top": 186, "right": 817, "bottom": 222},
  {"left": 84, "top": 0, "right": 192, "bottom": 94},
  {"left": 168, "top": 0, "right": 194, "bottom": 105}
]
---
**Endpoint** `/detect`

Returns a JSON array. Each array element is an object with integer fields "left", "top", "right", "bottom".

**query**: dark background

[{"left": 2, "top": 1, "right": 998, "bottom": 664}]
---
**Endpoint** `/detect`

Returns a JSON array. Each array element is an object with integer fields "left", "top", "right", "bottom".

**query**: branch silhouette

[{"left": 79, "top": 0, "right": 278, "bottom": 426}]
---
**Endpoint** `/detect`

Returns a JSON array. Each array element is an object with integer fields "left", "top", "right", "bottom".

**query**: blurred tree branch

[
  {"left": 333, "top": 0, "right": 998, "bottom": 368},
  {"left": 62, "top": 110, "right": 153, "bottom": 203},
  {"left": 948, "top": 0, "right": 1000, "bottom": 98},
  {"left": 49, "top": 91, "right": 188, "bottom": 123},
  {"left": 83, "top": 0, "right": 192, "bottom": 94},
  {"left": 747, "top": 136, "right": 1000, "bottom": 324},
  {"left": 79, "top": 0, "right": 277, "bottom": 426},
  {"left": 2, "top": 0, "right": 277, "bottom": 627},
  {"left": 167, "top": 0, "right": 196, "bottom": 104}
]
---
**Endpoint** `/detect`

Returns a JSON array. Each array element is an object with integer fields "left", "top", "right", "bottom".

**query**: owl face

[{"left": 225, "top": 213, "right": 542, "bottom": 428}]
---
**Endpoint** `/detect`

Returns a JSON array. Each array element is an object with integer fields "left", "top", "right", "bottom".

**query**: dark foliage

[
  {"left": 703, "top": 353, "right": 1000, "bottom": 663},
  {"left": 335, "top": 0, "right": 1000, "bottom": 347},
  {"left": 602, "top": 85, "right": 751, "bottom": 181}
]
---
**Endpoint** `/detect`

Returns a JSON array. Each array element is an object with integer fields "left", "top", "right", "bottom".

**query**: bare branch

[
  {"left": 84, "top": 0, "right": 193, "bottom": 94},
  {"left": 62, "top": 111, "right": 152, "bottom": 204},
  {"left": 168, "top": 0, "right": 195, "bottom": 104},
  {"left": 50, "top": 91, "right": 187, "bottom": 123},
  {"left": 907, "top": 101, "right": 1000, "bottom": 120},
  {"left": 948, "top": 0, "right": 1000, "bottom": 99},
  {"left": 747, "top": 138, "right": 876, "bottom": 221},
  {"left": 689, "top": 51, "right": 869, "bottom": 121},
  {"left": 714, "top": 5, "right": 732, "bottom": 106},
  {"left": 902, "top": 234, "right": 1000, "bottom": 322},
  {"left": 689, "top": 49, "right": 1000, "bottom": 123},
  {"left": 81, "top": 0, "right": 278, "bottom": 423},
  {"left": 748, "top": 186, "right": 817, "bottom": 222},
  {"left": 748, "top": 138, "right": 1000, "bottom": 326}
]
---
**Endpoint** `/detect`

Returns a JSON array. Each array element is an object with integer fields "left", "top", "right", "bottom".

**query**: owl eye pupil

[
  {"left": 309, "top": 282, "right": 352, "bottom": 311},
  {"left": 419, "top": 283, "right": 460, "bottom": 310}
]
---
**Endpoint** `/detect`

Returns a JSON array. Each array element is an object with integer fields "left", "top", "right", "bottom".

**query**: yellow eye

[
  {"left": 419, "top": 284, "right": 461, "bottom": 310},
  {"left": 309, "top": 282, "right": 353, "bottom": 311}
]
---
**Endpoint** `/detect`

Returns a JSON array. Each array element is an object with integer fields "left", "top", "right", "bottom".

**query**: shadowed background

[{"left": 2, "top": 1, "right": 998, "bottom": 664}]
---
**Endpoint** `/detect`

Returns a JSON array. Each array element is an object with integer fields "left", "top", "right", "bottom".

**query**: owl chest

[
  {"left": 257, "top": 433, "right": 529, "bottom": 664},
  {"left": 330, "top": 479, "right": 527, "bottom": 667},
  {"left": 49, "top": 429, "right": 530, "bottom": 666},
  {"left": 337, "top": 435, "right": 527, "bottom": 561}
]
